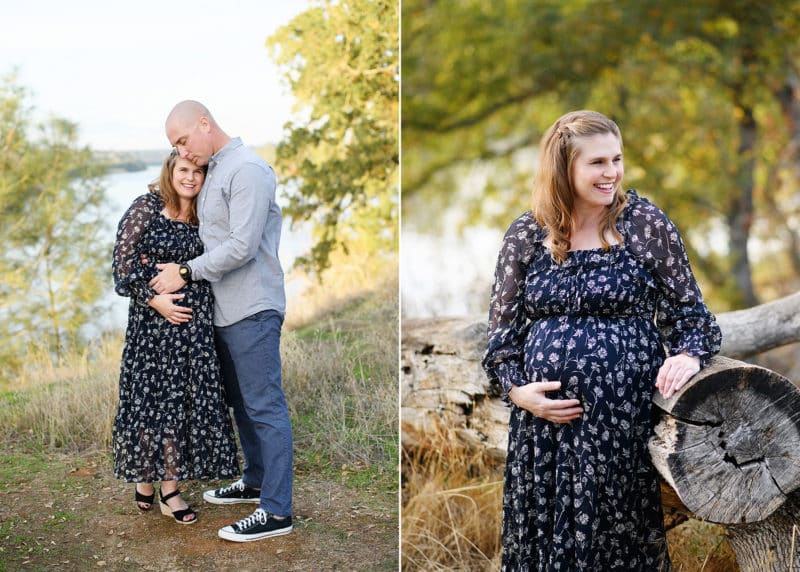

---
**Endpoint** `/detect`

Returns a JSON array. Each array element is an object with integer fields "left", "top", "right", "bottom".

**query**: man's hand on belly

[{"left": 150, "top": 263, "right": 185, "bottom": 294}]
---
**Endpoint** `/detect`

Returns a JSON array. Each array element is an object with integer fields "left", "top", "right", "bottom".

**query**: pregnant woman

[
  {"left": 483, "top": 110, "right": 722, "bottom": 570},
  {"left": 112, "top": 150, "right": 238, "bottom": 524}
]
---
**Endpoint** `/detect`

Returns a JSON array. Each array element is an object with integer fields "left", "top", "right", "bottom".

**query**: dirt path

[{"left": 0, "top": 450, "right": 398, "bottom": 571}]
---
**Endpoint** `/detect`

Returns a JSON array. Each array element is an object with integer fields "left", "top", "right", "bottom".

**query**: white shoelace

[
  {"left": 234, "top": 508, "right": 269, "bottom": 531},
  {"left": 217, "top": 479, "right": 246, "bottom": 495}
]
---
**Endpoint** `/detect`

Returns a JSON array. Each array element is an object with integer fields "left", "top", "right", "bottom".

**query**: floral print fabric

[
  {"left": 112, "top": 192, "right": 238, "bottom": 483},
  {"left": 483, "top": 190, "right": 722, "bottom": 571}
]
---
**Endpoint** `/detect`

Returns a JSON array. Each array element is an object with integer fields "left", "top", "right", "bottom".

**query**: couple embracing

[{"left": 111, "top": 100, "right": 292, "bottom": 542}]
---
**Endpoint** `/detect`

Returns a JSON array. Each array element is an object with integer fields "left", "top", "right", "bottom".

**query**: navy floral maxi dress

[
  {"left": 483, "top": 190, "right": 722, "bottom": 571},
  {"left": 112, "top": 192, "right": 238, "bottom": 483}
]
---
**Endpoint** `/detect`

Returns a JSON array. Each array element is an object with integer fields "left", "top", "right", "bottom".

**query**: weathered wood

[
  {"left": 649, "top": 356, "right": 800, "bottom": 524},
  {"left": 716, "top": 292, "right": 800, "bottom": 359},
  {"left": 725, "top": 492, "right": 800, "bottom": 572},
  {"left": 401, "top": 315, "right": 505, "bottom": 456}
]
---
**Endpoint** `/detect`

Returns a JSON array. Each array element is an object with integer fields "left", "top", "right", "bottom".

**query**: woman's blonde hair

[
  {"left": 532, "top": 110, "right": 627, "bottom": 264},
  {"left": 147, "top": 149, "right": 205, "bottom": 225}
]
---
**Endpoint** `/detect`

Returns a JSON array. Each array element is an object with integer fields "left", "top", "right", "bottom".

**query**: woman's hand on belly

[
  {"left": 508, "top": 381, "right": 583, "bottom": 424},
  {"left": 147, "top": 293, "right": 193, "bottom": 325}
]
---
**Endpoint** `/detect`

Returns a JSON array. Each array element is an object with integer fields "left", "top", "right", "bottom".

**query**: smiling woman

[
  {"left": 569, "top": 133, "right": 624, "bottom": 219},
  {"left": 482, "top": 109, "right": 722, "bottom": 570},
  {"left": 153, "top": 152, "right": 205, "bottom": 226},
  {"left": 532, "top": 111, "right": 627, "bottom": 264},
  {"left": 111, "top": 150, "right": 238, "bottom": 524}
]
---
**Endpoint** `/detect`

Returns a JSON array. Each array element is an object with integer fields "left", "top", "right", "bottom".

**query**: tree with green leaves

[
  {"left": 402, "top": 0, "right": 800, "bottom": 310},
  {"left": 0, "top": 73, "right": 110, "bottom": 377},
  {"left": 267, "top": 0, "right": 398, "bottom": 275}
]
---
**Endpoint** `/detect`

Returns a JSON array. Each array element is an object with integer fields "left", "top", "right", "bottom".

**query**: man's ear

[{"left": 198, "top": 116, "right": 211, "bottom": 133}]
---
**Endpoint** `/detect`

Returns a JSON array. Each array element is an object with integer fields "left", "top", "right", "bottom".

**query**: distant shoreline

[
  {"left": 93, "top": 143, "right": 275, "bottom": 174},
  {"left": 102, "top": 161, "right": 156, "bottom": 174},
  {"left": 93, "top": 149, "right": 168, "bottom": 174}
]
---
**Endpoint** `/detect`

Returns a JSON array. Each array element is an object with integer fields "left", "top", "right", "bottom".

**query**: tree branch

[{"left": 402, "top": 90, "right": 538, "bottom": 133}]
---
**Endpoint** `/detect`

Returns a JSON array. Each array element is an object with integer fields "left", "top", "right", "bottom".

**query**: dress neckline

[
  {"left": 567, "top": 243, "right": 623, "bottom": 254},
  {"left": 542, "top": 241, "right": 624, "bottom": 256},
  {"left": 159, "top": 209, "right": 196, "bottom": 226}
]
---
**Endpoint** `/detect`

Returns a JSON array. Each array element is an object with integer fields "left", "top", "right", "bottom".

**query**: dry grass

[
  {"left": 667, "top": 519, "right": 737, "bottom": 571},
  {"left": 0, "top": 338, "right": 120, "bottom": 451},
  {"left": 0, "top": 261, "right": 399, "bottom": 482},
  {"left": 401, "top": 425, "right": 738, "bottom": 572},
  {"left": 283, "top": 269, "right": 399, "bottom": 470},
  {"left": 285, "top": 248, "right": 398, "bottom": 330},
  {"left": 402, "top": 426, "right": 503, "bottom": 571}
]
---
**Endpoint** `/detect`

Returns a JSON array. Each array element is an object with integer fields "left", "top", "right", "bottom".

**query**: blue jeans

[{"left": 215, "top": 309, "right": 293, "bottom": 516}]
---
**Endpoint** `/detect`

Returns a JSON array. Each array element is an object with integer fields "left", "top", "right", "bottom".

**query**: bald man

[{"left": 151, "top": 100, "right": 293, "bottom": 542}]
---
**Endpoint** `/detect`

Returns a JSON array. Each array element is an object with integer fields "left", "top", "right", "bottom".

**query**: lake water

[
  {"left": 96, "top": 165, "right": 312, "bottom": 332},
  {"left": 401, "top": 225, "right": 502, "bottom": 319}
]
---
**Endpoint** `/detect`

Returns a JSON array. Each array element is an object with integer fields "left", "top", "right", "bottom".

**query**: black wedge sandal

[
  {"left": 135, "top": 484, "right": 155, "bottom": 511},
  {"left": 159, "top": 488, "right": 197, "bottom": 525}
]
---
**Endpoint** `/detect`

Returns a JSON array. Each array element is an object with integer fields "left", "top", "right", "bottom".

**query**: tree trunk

[
  {"left": 402, "top": 293, "right": 800, "bottom": 571},
  {"left": 777, "top": 66, "right": 800, "bottom": 276},
  {"left": 725, "top": 492, "right": 800, "bottom": 572},
  {"left": 727, "top": 100, "right": 758, "bottom": 308},
  {"left": 727, "top": 44, "right": 759, "bottom": 309}
]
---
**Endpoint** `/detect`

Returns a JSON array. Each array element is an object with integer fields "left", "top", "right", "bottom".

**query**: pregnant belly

[
  {"left": 144, "top": 281, "right": 213, "bottom": 327},
  {"left": 523, "top": 315, "right": 662, "bottom": 408}
]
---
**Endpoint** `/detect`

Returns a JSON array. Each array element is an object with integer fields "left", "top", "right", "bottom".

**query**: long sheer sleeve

[
  {"left": 112, "top": 193, "right": 161, "bottom": 306},
  {"left": 626, "top": 193, "right": 722, "bottom": 363},
  {"left": 482, "top": 212, "right": 542, "bottom": 398}
]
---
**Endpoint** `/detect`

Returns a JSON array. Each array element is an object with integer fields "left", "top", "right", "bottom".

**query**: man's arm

[{"left": 192, "top": 163, "right": 275, "bottom": 282}]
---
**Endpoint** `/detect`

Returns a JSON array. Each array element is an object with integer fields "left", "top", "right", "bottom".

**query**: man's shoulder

[
  {"left": 224, "top": 146, "right": 274, "bottom": 177},
  {"left": 227, "top": 143, "right": 270, "bottom": 166}
]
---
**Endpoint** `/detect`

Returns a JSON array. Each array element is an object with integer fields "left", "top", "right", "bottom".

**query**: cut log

[
  {"left": 401, "top": 316, "right": 506, "bottom": 457},
  {"left": 648, "top": 357, "right": 800, "bottom": 570},
  {"left": 648, "top": 356, "right": 800, "bottom": 524}
]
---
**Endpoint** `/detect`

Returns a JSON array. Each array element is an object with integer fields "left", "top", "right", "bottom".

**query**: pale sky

[{"left": 0, "top": 0, "right": 310, "bottom": 150}]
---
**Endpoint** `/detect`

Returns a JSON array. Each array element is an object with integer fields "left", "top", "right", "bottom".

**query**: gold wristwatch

[{"left": 179, "top": 264, "right": 192, "bottom": 283}]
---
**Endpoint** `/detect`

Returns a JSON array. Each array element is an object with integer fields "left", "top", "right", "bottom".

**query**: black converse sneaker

[
  {"left": 203, "top": 479, "right": 260, "bottom": 504},
  {"left": 218, "top": 508, "right": 293, "bottom": 542}
]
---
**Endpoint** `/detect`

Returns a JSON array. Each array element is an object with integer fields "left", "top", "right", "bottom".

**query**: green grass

[
  {"left": 282, "top": 278, "right": 398, "bottom": 480},
  {"left": 0, "top": 453, "right": 124, "bottom": 569},
  {"left": 43, "top": 510, "right": 79, "bottom": 530},
  {"left": 0, "top": 389, "right": 28, "bottom": 407},
  {"left": 284, "top": 280, "right": 399, "bottom": 498},
  {"left": 0, "top": 451, "right": 50, "bottom": 487}
]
